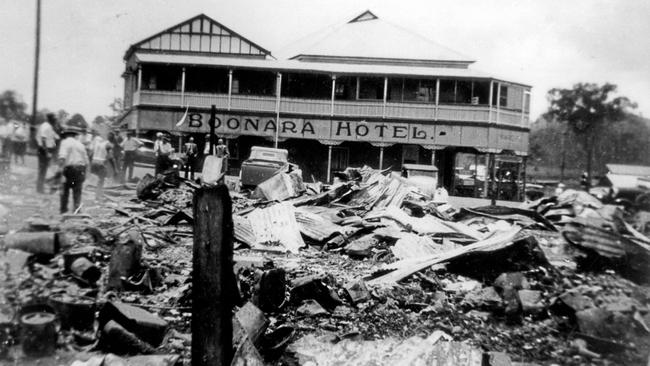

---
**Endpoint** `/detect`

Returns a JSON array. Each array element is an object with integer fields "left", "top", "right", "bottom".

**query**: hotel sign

[
  {"left": 136, "top": 110, "right": 527, "bottom": 152},
  {"left": 178, "top": 112, "right": 438, "bottom": 143}
]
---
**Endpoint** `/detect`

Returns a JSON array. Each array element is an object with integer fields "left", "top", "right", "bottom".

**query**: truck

[{"left": 400, "top": 163, "right": 439, "bottom": 198}]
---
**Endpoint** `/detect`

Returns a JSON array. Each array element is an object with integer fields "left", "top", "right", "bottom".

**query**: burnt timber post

[{"left": 192, "top": 185, "right": 233, "bottom": 366}]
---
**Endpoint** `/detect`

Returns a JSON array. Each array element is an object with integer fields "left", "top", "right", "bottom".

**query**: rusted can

[
  {"left": 70, "top": 257, "right": 101, "bottom": 284},
  {"left": 20, "top": 311, "right": 57, "bottom": 357},
  {"left": 48, "top": 294, "right": 95, "bottom": 331}
]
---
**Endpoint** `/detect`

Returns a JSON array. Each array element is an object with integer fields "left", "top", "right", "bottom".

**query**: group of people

[
  {"left": 34, "top": 113, "right": 146, "bottom": 214},
  {"left": 33, "top": 113, "right": 232, "bottom": 214},
  {"left": 180, "top": 135, "right": 229, "bottom": 180},
  {"left": 0, "top": 118, "right": 29, "bottom": 165}
]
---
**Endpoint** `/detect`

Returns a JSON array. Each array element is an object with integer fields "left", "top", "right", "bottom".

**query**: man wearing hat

[
  {"left": 183, "top": 136, "right": 198, "bottom": 179},
  {"left": 154, "top": 134, "right": 174, "bottom": 175},
  {"left": 57, "top": 126, "right": 88, "bottom": 213}
]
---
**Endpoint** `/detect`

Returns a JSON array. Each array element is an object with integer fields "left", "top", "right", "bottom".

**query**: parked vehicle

[
  {"left": 133, "top": 137, "right": 184, "bottom": 169},
  {"left": 589, "top": 164, "right": 650, "bottom": 210},
  {"left": 400, "top": 164, "right": 438, "bottom": 198},
  {"left": 239, "top": 146, "right": 296, "bottom": 187}
]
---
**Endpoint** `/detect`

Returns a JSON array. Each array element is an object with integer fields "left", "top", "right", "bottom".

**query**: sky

[{"left": 2, "top": 0, "right": 650, "bottom": 121}]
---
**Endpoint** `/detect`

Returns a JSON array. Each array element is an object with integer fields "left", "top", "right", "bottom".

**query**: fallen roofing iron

[{"left": 367, "top": 225, "right": 522, "bottom": 285}]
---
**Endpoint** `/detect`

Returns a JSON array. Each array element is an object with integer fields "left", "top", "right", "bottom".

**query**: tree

[
  {"left": 544, "top": 83, "right": 635, "bottom": 187},
  {"left": 0, "top": 90, "right": 28, "bottom": 120},
  {"left": 107, "top": 98, "right": 125, "bottom": 124}
]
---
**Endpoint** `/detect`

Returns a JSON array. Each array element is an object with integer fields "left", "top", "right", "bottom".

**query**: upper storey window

[
  {"left": 358, "top": 77, "right": 384, "bottom": 100},
  {"left": 439, "top": 79, "right": 490, "bottom": 105}
]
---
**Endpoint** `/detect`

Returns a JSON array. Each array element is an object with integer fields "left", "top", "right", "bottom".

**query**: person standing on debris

[
  {"left": 57, "top": 126, "right": 88, "bottom": 213},
  {"left": 35, "top": 113, "right": 60, "bottom": 193},
  {"left": 90, "top": 134, "right": 112, "bottom": 200},
  {"left": 108, "top": 132, "right": 123, "bottom": 181},
  {"left": 120, "top": 131, "right": 141, "bottom": 182},
  {"left": 154, "top": 132, "right": 165, "bottom": 175},
  {"left": 215, "top": 138, "right": 230, "bottom": 173},
  {"left": 183, "top": 136, "right": 198, "bottom": 179},
  {"left": 156, "top": 135, "right": 174, "bottom": 175},
  {"left": 10, "top": 121, "right": 28, "bottom": 165}
]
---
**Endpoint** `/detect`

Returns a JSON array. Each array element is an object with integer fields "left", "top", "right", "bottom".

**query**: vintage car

[
  {"left": 589, "top": 164, "right": 650, "bottom": 210},
  {"left": 239, "top": 146, "right": 295, "bottom": 187},
  {"left": 133, "top": 137, "right": 184, "bottom": 170}
]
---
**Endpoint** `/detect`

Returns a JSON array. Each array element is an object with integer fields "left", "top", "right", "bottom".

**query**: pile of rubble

[{"left": 0, "top": 166, "right": 648, "bottom": 365}]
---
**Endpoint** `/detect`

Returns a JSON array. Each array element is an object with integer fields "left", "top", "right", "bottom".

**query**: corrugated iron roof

[
  {"left": 288, "top": 11, "right": 474, "bottom": 65},
  {"left": 606, "top": 164, "right": 650, "bottom": 177}
]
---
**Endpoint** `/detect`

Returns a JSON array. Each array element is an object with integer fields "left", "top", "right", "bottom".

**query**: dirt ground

[{"left": 0, "top": 156, "right": 649, "bottom": 366}]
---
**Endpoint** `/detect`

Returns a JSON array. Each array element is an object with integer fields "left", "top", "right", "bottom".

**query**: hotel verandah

[{"left": 119, "top": 10, "right": 531, "bottom": 195}]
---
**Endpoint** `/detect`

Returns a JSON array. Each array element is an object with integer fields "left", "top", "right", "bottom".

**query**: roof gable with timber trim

[
  {"left": 289, "top": 10, "right": 475, "bottom": 68},
  {"left": 123, "top": 14, "right": 272, "bottom": 61},
  {"left": 349, "top": 10, "right": 378, "bottom": 23}
]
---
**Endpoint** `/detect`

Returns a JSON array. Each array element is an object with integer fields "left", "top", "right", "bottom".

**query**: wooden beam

[
  {"left": 330, "top": 75, "right": 336, "bottom": 117},
  {"left": 434, "top": 78, "right": 440, "bottom": 121},
  {"left": 181, "top": 67, "right": 186, "bottom": 106},
  {"left": 192, "top": 185, "right": 234, "bottom": 366},
  {"left": 382, "top": 77, "right": 388, "bottom": 118},
  {"left": 327, "top": 145, "right": 332, "bottom": 183},
  {"left": 275, "top": 72, "right": 282, "bottom": 149},
  {"left": 227, "top": 69, "right": 233, "bottom": 111}
]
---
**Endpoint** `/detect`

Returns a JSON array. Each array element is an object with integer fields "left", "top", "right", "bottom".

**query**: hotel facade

[{"left": 120, "top": 11, "right": 531, "bottom": 193}]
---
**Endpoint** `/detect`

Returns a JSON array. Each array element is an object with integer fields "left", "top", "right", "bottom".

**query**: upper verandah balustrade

[{"left": 126, "top": 64, "right": 530, "bottom": 127}]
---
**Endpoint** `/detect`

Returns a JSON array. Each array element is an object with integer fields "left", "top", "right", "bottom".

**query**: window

[
  {"left": 281, "top": 73, "right": 331, "bottom": 99},
  {"left": 499, "top": 85, "right": 508, "bottom": 107},
  {"left": 358, "top": 77, "right": 384, "bottom": 100},
  {"left": 331, "top": 147, "right": 349, "bottom": 171},
  {"left": 439, "top": 80, "right": 456, "bottom": 103},
  {"left": 524, "top": 93, "right": 531, "bottom": 113},
  {"left": 142, "top": 65, "right": 182, "bottom": 91},
  {"left": 334, "top": 76, "right": 357, "bottom": 100},
  {"left": 233, "top": 70, "right": 276, "bottom": 96},
  {"left": 388, "top": 78, "right": 436, "bottom": 102},
  {"left": 185, "top": 67, "right": 229, "bottom": 93},
  {"left": 402, "top": 145, "right": 419, "bottom": 164},
  {"left": 456, "top": 81, "right": 472, "bottom": 104},
  {"left": 472, "top": 81, "right": 490, "bottom": 105}
]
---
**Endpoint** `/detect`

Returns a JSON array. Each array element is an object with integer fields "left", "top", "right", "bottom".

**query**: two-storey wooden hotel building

[{"left": 120, "top": 11, "right": 531, "bottom": 192}]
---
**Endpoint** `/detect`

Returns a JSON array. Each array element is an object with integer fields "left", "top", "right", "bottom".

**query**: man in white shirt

[
  {"left": 57, "top": 126, "right": 88, "bottom": 213},
  {"left": 35, "top": 113, "right": 60, "bottom": 193},
  {"left": 90, "top": 134, "right": 112, "bottom": 200},
  {"left": 120, "top": 131, "right": 143, "bottom": 182},
  {"left": 153, "top": 132, "right": 164, "bottom": 175}
]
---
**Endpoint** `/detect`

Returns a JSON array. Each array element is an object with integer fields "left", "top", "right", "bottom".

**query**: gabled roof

[
  {"left": 124, "top": 14, "right": 271, "bottom": 60},
  {"left": 289, "top": 10, "right": 475, "bottom": 68}
]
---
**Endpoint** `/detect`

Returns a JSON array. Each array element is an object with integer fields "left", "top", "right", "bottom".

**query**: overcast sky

[{"left": 2, "top": 0, "right": 649, "bottom": 121}]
